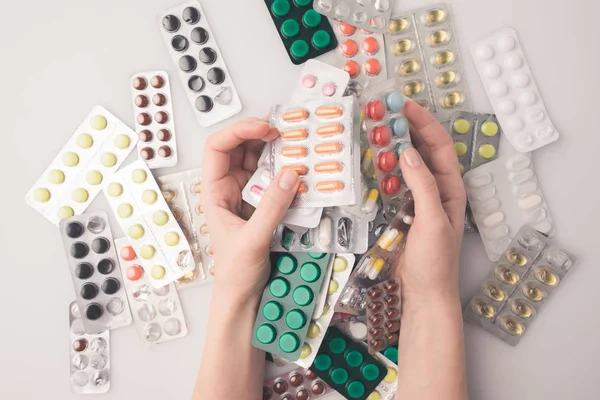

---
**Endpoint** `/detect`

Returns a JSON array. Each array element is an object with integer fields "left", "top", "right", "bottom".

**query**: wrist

[
  {"left": 212, "top": 281, "right": 263, "bottom": 311},
  {"left": 402, "top": 288, "right": 461, "bottom": 317}
]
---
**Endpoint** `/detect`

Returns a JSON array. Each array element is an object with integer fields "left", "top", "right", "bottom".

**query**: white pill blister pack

[
  {"left": 471, "top": 28, "right": 559, "bottom": 153},
  {"left": 464, "top": 153, "right": 554, "bottom": 262},
  {"left": 313, "top": 0, "right": 393, "bottom": 33},
  {"left": 292, "top": 59, "right": 351, "bottom": 102}
]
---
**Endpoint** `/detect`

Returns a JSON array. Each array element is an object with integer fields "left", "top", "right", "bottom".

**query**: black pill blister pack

[
  {"left": 60, "top": 212, "right": 132, "bottom": 334},
  {"left": 158, "top": 0, "right": 242, "bottom": 127}
]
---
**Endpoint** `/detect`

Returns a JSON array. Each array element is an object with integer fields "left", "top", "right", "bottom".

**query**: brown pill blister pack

[
  {"left": 366, "top": 278, "right": 401, "bottom": 354},
  {"left": 263, "top": 367, "right": 332, "bottom": 400}
]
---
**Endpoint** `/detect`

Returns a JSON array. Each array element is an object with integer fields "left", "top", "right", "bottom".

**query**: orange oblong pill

[
  {"left": 315, "top": 142, "right": 343, "bottom": 154},
  {"left": 316, "top": 123, "right": 344, "bottom": 137},
  {"left": 281, "top": 128, "right": 308, "bottom": 140},
  {"left": 315, "top": 161, "right": 343, "bottom": 173},
  {"left": 281, "top": 146, "right": 308, "bottom": 157},
  {"left": 315, "top": 106, "right": 343, "bottom": 119},
  {"left": 282, "top": 165, "right": 309, "bottom": 175},
  {"left": 297, "top": 183, "right": 308, "bottom": 193},
  {"left": 282, "top": 109, "right": 309, "bottom": 122},
  {"left": 316, "top": 181, "right": 344, "bottom": 192}
]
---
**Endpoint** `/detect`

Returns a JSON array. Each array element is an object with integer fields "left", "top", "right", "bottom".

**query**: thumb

[{"left": 246, "top": 168, "right": 300, "bottom": 243}]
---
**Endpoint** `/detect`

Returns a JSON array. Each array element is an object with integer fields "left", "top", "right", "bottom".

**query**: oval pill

[
  {"left": 315, "top": 161, "right": 342, "bottom": 173},
  {"left": 318, "top": 216, "right": 333, "bottom": 248},
  {"left": 282, "top": 165, "right": 308, "bottom": 175},
  {"left": 281, "top": 128, "right": 308, "bottom": 140},
  {"left": 483, "top": 211, "right": 504, "bottom": 227},
  {"left": 466, "top": 173, "right": 492, "bottom": 188},
  {"left": 281, "top": 146, "right": 308, "bottom": 157},
  {"left": 316, "top": 181, "right": 344, "bottom": 192},
  {"left": 315, "top": 142, "right": 342, "bottom": 154},
  {"left": 316, "top": 123, "right": 344, "bottom": 136},
  {"left": 519, "top": 194, "right": 542, "bottom": 211},
  {"left": 282, "top": 109, "right": 309, "bottom": 122},
  {"left": 315, "top": 106, "right": 343, "bottom": 119}
]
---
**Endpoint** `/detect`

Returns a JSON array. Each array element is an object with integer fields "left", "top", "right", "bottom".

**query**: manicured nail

[
  {"left": 404, "top": 147, "right": 422, "bottom": 167},
  {"left": 279, "top": 169, "right": 299, "bottom": 190}
]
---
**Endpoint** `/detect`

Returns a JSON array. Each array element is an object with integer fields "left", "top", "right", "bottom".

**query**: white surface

[{"left": 1, "top": 0, "right": 599, "bottom": 398}]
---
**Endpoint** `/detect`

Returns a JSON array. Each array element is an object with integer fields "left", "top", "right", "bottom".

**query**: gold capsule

[
  {"left": 534, "top": 267, "right": 560, "bottom": 286},
  {"left": 435, "top": 71, "right": 457, "bottom": 87},
  {"left": 392, "top": 39, "right": 412, "bottom": 55},
  {"left": 442, "top": 92, "right": 463, "bottom": 108},
  {"left": 511, "top": 300, "right": 534, "bottom": 319},
  {"left": 522, "top": 283, "right": 545, "bottom": 302},
  {"left": 429, "top": 30, "right": 449, "bottom": 46},
  {"left": 388, "top": 18, "right": 408, "bottom": 33},
  {"left": 395, "top": 59, "right": 420, "bottom": 76},
  {"left": 402, "top": 81, "right": 424, "bottom": 97},
  {"left": 483, "top": 282, "right": 506, "bottom": 302},
  {"left": 494, "top": 265, "right": 520, "bottom": 285},
  {"left": 425, "top": 9, "right": 446, "bottom": 24},
  {"left": 471, "top": 298, "right": 495, "bottom": 319},
  {"left": 500, "top": 316, "right": 525, "bottom": 336},
  {"left": 432, "top": 51, "right": 455, "bottom": 66},
  {"left": 505, "top": 248, "right": 528, "bottom": 267}
]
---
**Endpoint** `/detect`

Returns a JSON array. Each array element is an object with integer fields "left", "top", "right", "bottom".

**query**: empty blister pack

[
  {"left": 331, "top": 22, "right": 387, "bottom": 97},
  {"left": 464, "top": 153, "right": 554, "bottom": 261},
  {"left": 314, "top": 0, "right": 393, "bottom": 33},
  {"left": 263, "top": 367, "right": 333, "bottom": 400},
  {"left": 60, "top": 212, "right": 132, "bottom": 334},
  {"left": 115, "top": 238, "right": 189, "bottom": 345},
  {"left": 464, "top": 226, "right": 577, "bottom": 345},
  {"left": 366, "top": 278, "right": 401, "bottom": 354},
  {"left": 385, "top": 4, "right": 472, "bottom": 122},
  {"left": 296, "top": 254, "right": 355, "bottom": 368},
  {"left": 157, "top": 168, "right": 215, "bottom": 288},
  {"left": 270, "top": 96, "right": 360, "bottom": 208},
  {"left": 158, "top": 0, "right": 242, "bottom": 127},
  {"left": 26, "top": 105, "right": 138, "bottom": 225},
  {"left": 131, "top": 71, "right": 178, "bottom": 168},
  {"left": 69, "top": 301, "right": 110, "bottom": 394},
  {"left": 102, "top": 160, "right": 195, "bottom": 288},
  {"left": 272, "top": 207, "right": 369, "bottom": 253},
  {"left": 471, "top": 28, "right": 558, "bottom": 152},
  {"left": 292, "top": 59, "right": 351, "bottom": 101}
]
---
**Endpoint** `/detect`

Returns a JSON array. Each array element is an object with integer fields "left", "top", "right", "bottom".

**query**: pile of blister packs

[{"left": 25, "top": 0, "right": 577, "bottom": 398}]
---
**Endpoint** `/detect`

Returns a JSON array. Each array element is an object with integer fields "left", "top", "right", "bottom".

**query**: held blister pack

[
  {"left": 366, "top": 278, "right": 401, "bottom": 354},
  {"left": 263, "top": 367, "right": 333, "bottom": 400},
  {"left": 313, "top": 0, "right": 393, "bottom": 33}
]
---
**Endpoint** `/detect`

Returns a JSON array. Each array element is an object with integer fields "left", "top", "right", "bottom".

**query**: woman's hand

[{"left": 201, "top": 118, "right": 300, "bottom": 300}]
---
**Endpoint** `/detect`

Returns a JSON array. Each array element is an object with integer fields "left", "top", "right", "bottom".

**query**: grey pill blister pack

[
  {"left": 60, "top": 212, "right": 132, "bottom": 334},
  {"left": 314, "top": 0, "right": 393, "bottom": 33}
]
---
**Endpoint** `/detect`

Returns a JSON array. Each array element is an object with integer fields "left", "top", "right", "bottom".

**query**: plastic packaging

[
  {"left": 314, "top": 0, "right": 393, "bottom": 33},
  {"left": 262, "top": 367, "right": 332, "bottom": 399},
  {"left": 292, "top": 59, "right": 351, "bottom": 101},
  {"left": 366, "top": 278, "right": 401, "bottom": 354}
]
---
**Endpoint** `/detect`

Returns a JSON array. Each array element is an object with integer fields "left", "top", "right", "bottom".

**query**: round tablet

[
  {"left": 271, "top": 0, "right": 290, "bottom": 17},
  {"left": 195, "top": 96, "right": 214, "bottom": 112},
  {"left": 331, "top": 368, "right": 349, "bottom": 385},
  {"left": 286, "top": 309, "right": 307, "bottom": 330},
  {"left": 269, "top": 278, "right": 291, "bottom": 298},
  {"left": 303, "top": 9, "right": 321, "bottom": 28},
  {"left": 151, "top": 265, "right": 166, "bottom": 279},
  {"left": 328, "top": 279, "right": 339, "bottom": 295},
  {"left": 329, "top": 337, "right": 347, "bottom": 354},
  {"left": 312, "top": 30, "right": 331, "bottom": 49},
  {"left": 75, "top": 262, "right": 94, "bottom": 279},
  {"left": 97, "top": 259, "right": 114, "bottom": 274},
  {"left": 454, "top": 142, "right": 468, "bottom": 157},
  {"left": 385, "top": 91, "right": 405, "bottom": 112},
  {"left": 199, "top": 48, "right": 217, "bottom": 65},
  {"left": 70, "top": 242, "right": 89, "bottom": 259},
  {"left": 188, "top": 76, "right": 205, "bottom": 92},
  {"left": 86, "top": 170, "right": 103, "bottom": 186},
  {"left": 263, "top": 301, "right": 283, "bottom": 322},
  {"left": 362, "top": 364, "right": 380, "bottom": 381},
  {"left": 117, "top": 203, "right": 133, "bottom": 218},
  {"left": 300, "top": 262, "right": 320, "bottom": 283},
  {"left": 313, "top": 354, "right": 332, "bottom": 371},
  {"left": 347, "top": 381, "right": 365, "bottom": 399},
  {"left": 114, "top": 134, "right": 131, "bottom": 149},
  {"left": 179, "top": 55, "right": 197, "bottom": 72},
  {"left": 76, "top": 134, "right": 93, "bottom": 149},
  {"left": 90, "top": 115, "right": 107, "bottom": 130},
  {"left": 479, "top": 144, "right": 496, "bottom": 159},
  {"left": 140, "top": 245, "right": 156, "bottom": 259},
  {"left": 33, "top": 188, "right": 51, "bottom": 202},
  {"left": 107, "top": 183, "right": 123, "bottom": 197},
  {"left": 367, "top": 391, "right": 381, "bottom": 400},
  {"left": 131, "top": 169, "right": 147, "bottom": 183},
  {"left": 126, "top": 265, "right": 143, "bottom": 281},
  {"left": 164, "top": 232, "right": 180, "bottom": 246},
  {"left": 120, "top": 246, "right": 136, "bottom": 261},
  {"left": 153, "top": 211, "right": 169, "bottom": 226},
  {"left": 307, "top": 322, "right": 320, "bottom": 339},
  {"left": 47, "top": 169, "right": 65, "bottom": 185},
  {"left": 207, "top": 67, "right": 226, "bottom": 85},
  {"left": 128, "top": 224, "right": 145, "bottom": 239},
  {"left": 162, "top": 14, "right": 180, "bottom": 32},
  {"left": 384, "top": 368, "right": 397, "bottom": 383},
  {"left": 171, "top": 35, "right": 188, "bottom": 52},
  {"left": 333, "top": 256, "right": 347, "bottom": 272},
  {"left": 453, "top": 118, "right": 470, "bottom": 134},
  {"left": 57, "top": 206, "right": 74, "bottom": 220},
  {"left": 344, "top": 60, "right": 360, "bottom": 78},
  {"left": 100, "top": 153, "right": 117, "bottom": 167},
  {"left": 62, "top": 152, "right": 80, "bottom": 167},
  {"left": 191, "top": 27, "right": 209, "bottom": 44},
  {"left": 142, "top": 190, "right": 158, "bottom": 205},
  {"left": 281, "top": 19, "right": 300, "bottom": 38},
  {"left": 481, "top": 121, "right": 499, "bottom": 136},
  {"left": 291, "top": 40, "right": 309, "bottom": 60},
  {"left": 256, "top": 324, "right": 276, "bottom": 344},
  {"left": 91, "top": 238, "right": 110, "bottom": 254},
  {"left": 346, "top": 350, "right": 363, "bottom": 367},
  {"left": 341, "top": 39, "right": 358, "bottom": 57},
  {"left": 308, "top": 252, "right": 326, "bottom": 259},
  {"left": 72, "top": 188, "right": 89, "bottom": 203},
  {"left": 277, "top": 254, "right": 298, "bottom": 274},
  {"left": 392, "top": 117, "right": 408, "bottom": 137},
  {"left": 102, "top": 278, "right": 120, "bottom": 295},
  {"left": 364, "top": 59, "right": 381, "bottom": 76},
  {"left": 293, "top": 286, "right": 313, "bottom": 306},
  {"left": 279, "top": 332, "right": 300, "bottom": 353}
]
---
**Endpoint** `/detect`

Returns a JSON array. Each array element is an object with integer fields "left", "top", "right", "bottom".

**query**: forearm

[
  {"left": 194, "top": 283, "right": 265, "bottom": 400},
  {"left": 396, "top": 295, "right": 467, "bottom": 400}
]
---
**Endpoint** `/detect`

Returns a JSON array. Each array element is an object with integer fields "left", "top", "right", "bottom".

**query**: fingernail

[
  {"left": 404, "top": 147, "right": 422, "bottom": 167},
  {"left": 279, "top": 169, "right": 299, "bottom": 190}
]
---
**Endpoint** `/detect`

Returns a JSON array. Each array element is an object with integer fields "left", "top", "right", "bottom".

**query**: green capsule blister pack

[
  {"left": 252, "top": 252, "right": 332, "bottom": 360},
  {"left": 264, "top": 0, "right": 338, "bottom": 65},
  {"left": 311, "top": 326, "right": 387, "bottom": 400}
]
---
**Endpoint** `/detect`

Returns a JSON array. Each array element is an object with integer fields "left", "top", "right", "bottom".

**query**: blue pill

[
  {"left": 392, "top": 117, "right": 409, "bottom": 137},
  {"left": 395, "top": 142, "right": 413, "bottom": 157},
  {"left": 385, "top": 91, "right": 405, "bottom": 113}
]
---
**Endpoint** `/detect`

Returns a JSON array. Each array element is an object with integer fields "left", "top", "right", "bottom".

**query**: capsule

[
  {"left": 396, "top": 59, "right": 420, "bottom": 76},
  {"left": 361, "top": 148, "right": 374, "bottom": 175},
  {"left": 318, "top": 216, "right": 333, "bottom": 249},
  {"left": 281, "top": 146, "right": 308, "bottom": 157},
  {"left": 500, "top": 316, "right": 525, "bottom": 336},
  {"left": 402, "top": 81, "right": 424, "bottom": 97},
  {"left": 316, "top": 123, "right": 344, "bottom": 137},
  {"left": 511, "top": 300, "right": 534, "bottom": 319},
  {"left": 471, "top": 298, "right": 495, "bottom": 319},
  {"left": 377, "top": 228, "right": 401, "bottom": 250},
  {"left": 435, "top": 71, "right": 457, "bottom": 87},
  {"left": 432, "top": 51, "right": 455, "bottom": 66},
  {"left": 282, "top": 109, "right": 309, "bottom": 122},
  {"left": 361, "top": 189, "right": 379, "bottom": 213},
  {"left": 505, "top": 248, "right": 528, "bottom": 266},
  {"left": 387, "top": 231, "right": 405, "bottom": 251},
  {"left": 442, "top": 92, "right": 463, "bottom": 108},
  {"left": 250, "top": 185, "right": 264, "bottom": 198},
  {"left": 429, "top": 30, "right": 449, "bottom": 46},
  {"left": 483, "top": 282, "right": 506, "bottom": 302},
  {"left": 281, "top": 128, "right": 308, "bottom": 140},
  {"left": 392, "top": 39, "right": 412, "bottom": 55},
  {"left": 315, "top": 161, "right": 343, "bottom": 173},
  {"left": 494, "top": 265, "right": 520, "bottom": 285},
  {"left": 388, "top": 18, "right": 408, "bottom": 33},
  {"left": 534, "top": 267, "right": 560, "bottom": 286},
  {"left": 316, "top": 181, "right": 344, "bottom": 192},
  {"left": 424, "top": 9, "right": 446, "bottom": 24},
  {"left": 315, "top": 142, "right": 343, "bottom": 154},
  {"left": 315, "top": 106, "right": 343, "bottom": 119},
  {"left": 282, "top": 165, "right": 309, "bottom": 175},
  {"left": 522, "top": 283, "right": 544, "bottom": 302},
  {"left": 367, "top": 257, "right": 386, "bottom": 280},
  {"left": 297, "top": 183, "right": 308, "bottom": 194}
]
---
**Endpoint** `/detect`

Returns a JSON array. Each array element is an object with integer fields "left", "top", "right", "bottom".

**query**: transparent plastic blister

[
  {"left": 158, "top": 0, "right": 242, "bottom": 127},
  {"left": 60, "top": 212, "right": 132, "bottom": 334},
  {"left": 464, "top": 226, "right": 577, "bottom": 345},
  {"left": 471, "top": 28, "right": 559, "bottom": 152},
  {"left": 292, "top": 59, "right": 351, "bottom": 101},
  {"left": 314, "top": 0, "right": 393, "bottom": 33},
  {"left": 131, "top": 71, "right": 178, "bottom": 168},
  {"left": 25, "top": 105, "right": 138, "bottom": 225},
  {"left": 464, "top": 153, "right": 554, "bottom": 261},
  {"left": 115, "top": 238, "right": 189, "bottom": 345},
  {"left": 385, "top": 3, "right": 472, "bottom": 122},
  {"left": 102, "top": 160, "right": 195, "bottom": 288},
  {"left": 262, "top": 367, "right": 332, "bottom": 400},
  {"left": 335, "top": 316, "right": 368, "bottom": 342},
  {"left": 270, "top": 96, "right": 360, "bottom": 208},
  {"left": 342, "top": 177, "right": 381, "bottom": 222},
  {"left": 69, "top": 302, "right": 110, "bottom": 394},
  {"left": 156, "top": 168, "right": 215, "bottom": 288},
  {"left": 366, "top": 278, "right": 401, "bottom": 354}
]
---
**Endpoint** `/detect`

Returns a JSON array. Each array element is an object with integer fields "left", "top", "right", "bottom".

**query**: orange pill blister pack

[{"left": 270, "top": 96, "right": 360, "bottom": 208}]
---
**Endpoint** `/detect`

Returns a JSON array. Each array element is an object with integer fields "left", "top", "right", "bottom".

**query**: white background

[{"left": 2, "top": 0, "right": 600, "bottom": 398}]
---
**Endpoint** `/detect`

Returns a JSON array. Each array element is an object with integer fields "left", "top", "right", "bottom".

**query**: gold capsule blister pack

[
  {"left": 26, "top": 105, "right": 138, "bottom": 225},
  {"left": 102, "top": 160, "right": 195, "bottom": 288},
  {"left": 464, "top": 225, "right": 577, "bottom": 345},
  {"left": 385, "top": 4, "right": 472, "bottom": 122},
  {"left": 157, "top": 168, "right": 215, "bottom": 288}
]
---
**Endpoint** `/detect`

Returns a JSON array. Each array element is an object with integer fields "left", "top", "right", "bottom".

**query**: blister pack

[
  {"left": 471, "top": 28, "right": 558, "bottom": 152},
  {"left": 366, "top": 278, "right": 401, "bottom": 354},
  {"left": 311, "top": 326, "right": 387, "bottom": 400},
  {"left": 464, "top": 226, "right": 577, "bottom": 345},
  {"left": 158, "top": 0, "right": 242, "bottom": 127},
  {"left": 367, "top": 207, "right": 388, "bottom": 247},
  {"left": 69, "top": 301, "right": 110, "bottom": 394},
  {"left": 371, "top": 349, "right": 399, "bottom": 400},
  {"left": 464, "top": 153, "right": 554, "bottom": 261},
  {"left": 102, "top": 160, "right": 195, "bottom": 288},
  {"left": 264, "top": 0, "right": 338, "bottom": 65},
  {"left": 296, "top": 254, "right": 355, "bottom": 368},
  {"left": 252, "top": 253, "right": 331, "bottom": 360},
  {"left": 272, "top": 207, "right": 369, "bottom": 253},
  {"left": 270, "top": 96, "right": 360, "bottom": 208},
  {"left": 26, "top": 106, "right": 138, "bottom": 225},
  {"left": 342, "top": 178, "right": 381, "bottom": 222},
  {"left": 131, "top": 71, "right": 178, "bottom": 168},
  {"left": 157, "top": 168, "right": 215, "bottom": 288},
  {"left": 314, "top": 0, "right": 393, "bottom": 33},
  {"left": 60, "top": 212, "right": 132, "bottom": 334},
  {"left": 263, "top": 367, "right": 332, "bottom": 400},
  {"left": 292, "top": 59, "right": 351, "bottom": 101},
  {"left": 115, "top": 238, "right": 189, "bottom": 345},
  {"left": 385, "top": 4, "right": 472, "bottom": 122}
]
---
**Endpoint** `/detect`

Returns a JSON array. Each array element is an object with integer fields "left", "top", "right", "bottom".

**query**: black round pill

[
  {"left": 85, "top": 303, "right": 103, "bottom": 321},
  {"left": 97, "top": 259, "right": 115, "bottom": 275},
  {"left": 70, "top": 242, "right": 89, "bottom": 259},
  {"left": 65, "top": 222, "right": 84, "bottom": 239},
  {"left": 102, "top": 278, "right": 120, "bottom": 295},
  {"left": 207, "top": 67, "right": 226, "bottom": 85},
  {"left": 75, "top": 262, "right": 94, "bottom": 280},
  {"left": 195, "top": 95, "right": 214, "bottom": 112},
  {"left": 188, "top": 76, "right": 205, "bottom": 92},
  {"left": 81, "top": 283, "right": 99, "bottom": 300},
  {"left": 162, "top": 15, "right": 180, "bottom": 32},
  {"left": 199, "top": 47, "right": 217, "bottom": 65},
  {"left": 179, "top": 55, "right": 197, "bottom": 72},
  {"left": 92, "top": 237, "right": 110, "bottom": 254},
  {"left": 171, "top": 35, "right": 188, "bottom": 52},
  {"left": 182, "top": 7, "right": 201, "bottom": 24},
  {"left": 191, "top": 27, "right": 209, "bottom": 44}
]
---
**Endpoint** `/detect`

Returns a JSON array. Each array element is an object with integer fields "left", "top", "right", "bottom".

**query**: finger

[
  {"left": 242, "top": 134, "right": 276, "bottom": 172},
  {"left": 245, "top": 169, "right": 300, "bottom": 244}
]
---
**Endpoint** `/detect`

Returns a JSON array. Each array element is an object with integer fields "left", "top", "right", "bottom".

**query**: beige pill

[
  {"left": 518, "top": 194, "right": 542, "bottom": 211},
  {"left": 483, "top": 211, "right": 504, "bottom": 227}
]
